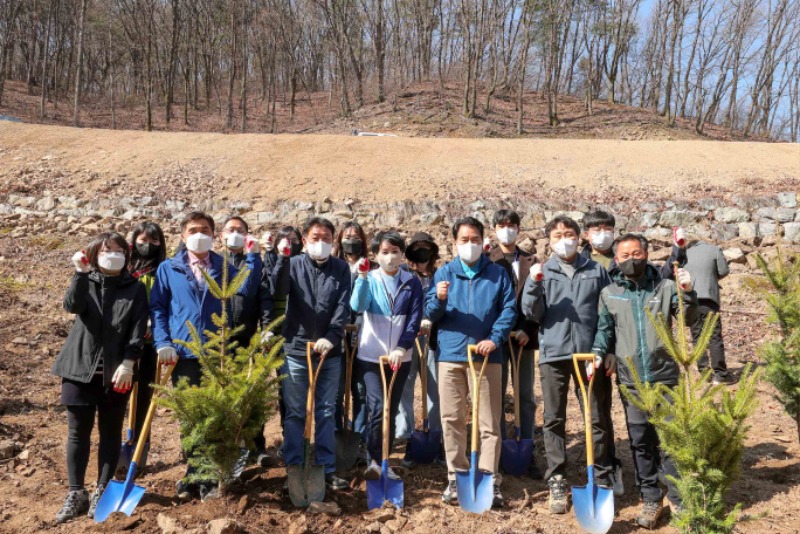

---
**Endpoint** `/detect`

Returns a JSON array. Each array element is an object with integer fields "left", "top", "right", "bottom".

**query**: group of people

[{"left": 51, "top": 207, "right": 734, "bottom": 530}]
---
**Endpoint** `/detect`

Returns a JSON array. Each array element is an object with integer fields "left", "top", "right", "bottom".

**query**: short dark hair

[
  {"left": 615, "top": 233, "right": 649, "bottom": 252},
  {"left": 493, "top": 209, "right": 521, "bottom": 227},
  {"left": 85, "top": 232, "right": 130, "bottom": 271},
  {"left": 584, "top": 210, "right": 616, "bottom": 230},
  {"left": 130, "top": 221, "right": 167, "bottom": 271},
  {"left": 545, "top": 215, "right": 581, "bottom": 238},
  {"left": 303, "top": 216, "right": 336, "bottom": 237},
  {"left": 371, "top": 231, "right": 406, "bottom": 254},
  {"left": 222, "top": 215, "right": 249, "bottom": 234},
  {"left": 180, "top": 211, "right": 215, "bottom": 233},
  {"left": 277, "top": 225, "right": 301, "bottom": 243},
  {"left": 452, "top": 216, "right": 484, "bottom": 239}
]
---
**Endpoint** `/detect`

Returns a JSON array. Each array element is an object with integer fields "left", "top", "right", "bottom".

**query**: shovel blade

[
  {"left": 366, "top": 460, "right": 404, "bottom": 510},
  {"left": 572, "top": 483, "right": 614, "bottom": 534},
  {"left": 455, "top": 452, "right": 494, "bottom": 514},
  {"left": 94, "top": 462, "right": 144, "bottom": 523},
  {"left": 335, "top": 429, "right": 361, "bottom": 473},
  {"left": 407, "top": 429, "right": 443, "bottom": 464},
  {"left": 287, "top": 464, "right": 326, "bottom": 508},
  {"left": 500, "top": 438, "right": 534, "bottom": 476}
]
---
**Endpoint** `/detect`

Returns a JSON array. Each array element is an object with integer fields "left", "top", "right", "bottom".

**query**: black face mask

[
  {"left": 619, "top": 258, "right": 648, "bottom": 278},
  {"left": 341, "top": 239, "right": 363, "bottom": 256},
  {"left": 135, "top": 242, "right": 160, "bottom": 259},
  {"left": 407, "top": 247, "right": 432, "bottom": 264},
  {"left": 290, "top": 242, "right": 303, "bottom": 256}
]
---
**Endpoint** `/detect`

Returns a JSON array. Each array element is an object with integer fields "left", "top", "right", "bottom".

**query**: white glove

[
  {"left": 261, "top": 330, "right": 275, "bottom": 345},
  {"left": 72, "top": 250, "right": 90, "bottom": 273},
  {"left": 673, "top": 227, "right": 687, "bottom": 248},
  {"left": 388, "top": 348, "right": 405, "bottom": 370},
  {"left": 483, "top": 237, "right": 492, "bottom": 252},
  {"left": 157, "top": 346, "right": 178, "bottom": 364},
  {"left": 586, "top": 354, "right": 603, "bottom": 378},
  {"left": 530, "top": 263, "right": 543, "bottom": 282},
  {"left": 356, "top": 257, "right": 370, "bottom": 278},
  {"left": 245, "top": 235, "right": 260, "bottom": 254},
  {"left": 676, "top": 268, "right": 693, "bottom": 292},
  {"left": 112, "top": 359, "right": 135, "bottom": 393},
  {"left": 277, "top": 238, "right": 292, "bottom": 257},
  {"left": 314, "top": 338, "right": 334, "bottom": 355},
  {"left": 419, "top": 319, "right": 432, "bottom": 335},
  {"left": 262, "top": 232, "right": 274, "bottom": 252}
]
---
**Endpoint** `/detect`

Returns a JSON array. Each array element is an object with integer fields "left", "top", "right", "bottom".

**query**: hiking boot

[
  {"left": 612, "top": 463, "right": 624, "bottom": 497},
  {"left": 637, "top": 499, "right": 664, "bottom": 529},
  {"left": 712, "top": 374, "right": 737, "bottom": 386},
  {"left": 176, "top": 479, "right": 197, "bottom": 500},
  {"left": 442, "top": 480, "right": 458, "bottom": 504},
  {"left": 386, "top": 466, "right": 401, "bottom": 481},
  {"left": 527, "top": 458, "right": 543, "bottom": 480},
  {"left": 401, "top": 443, "right": 417, "bottom": 469},
  {"left": 256, "top": 450, "right": 275, "bottom": 468},
  {"left": 231, "top": 447, "right": 249, "bottom": 480},
  {"left": 364, "top": 461, "right": 382, "bottom": 481},
  {"left": 547, "top": 475, "right": 568, "bottom": 514},
  {"left": 55, "top": 489, "right": 89, "bottom": 524},
  {"left": 325, "top": 473, "right": 349, "bottom": 491},
  {"left": 87, "top": 484, "right": 105, "bottom": 518},
  {"left": 199, "top": 482, "right": 220, "bottom": 502},
  {"left": 492, "top": 484, "right": 504, "bottom": 509}
]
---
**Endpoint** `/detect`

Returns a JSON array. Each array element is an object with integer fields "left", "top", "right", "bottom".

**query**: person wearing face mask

[
  {"left": 123, "top": 221, "right": 168, "bottom": 473},
  {"left": 520, "top": 215, "right": 613, "bottom": 515},
  {"left": 52, "top": 232, "right": 149, "bottom": 523},
  {"left": 396, "top": 232, "right": 445, "bottom": 468},
  {"left": 271, "top": 217, "right": 353, "bottom": 493},
  {"left": 150, "top": 211, "right": 262, "bottom": 501},
  {"left": 350, "top": 232, "right": 423, "bottom": 480},
  {"left": 486, "top": 209, "right": 542, "bottom": 480},
  {"left": 591, "top": 234, "right": 696, "bottom": 529},
  {"left": 425, "top": 217, "right": 517, "bottom": 508}
]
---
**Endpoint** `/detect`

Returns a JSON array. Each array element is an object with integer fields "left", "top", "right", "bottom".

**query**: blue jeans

[
  {"left": 501, "top": 343, "right": 536, "bottom": 441},
  {"left": 395, "top": 334, "right": 441, "bottom": 440},
  {"left": 360, "top": 359, "right": 411, "bottom": 463},
  {"left": 281, "top": 354, "right": 340, "bottom": 474}
]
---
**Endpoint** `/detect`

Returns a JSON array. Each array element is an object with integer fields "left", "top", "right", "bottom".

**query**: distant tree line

[{"left": 0, "top": 0, "right": 797, "bottom": 140}]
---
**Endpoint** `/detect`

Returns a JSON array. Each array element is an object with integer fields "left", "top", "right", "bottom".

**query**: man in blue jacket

[
  {"left": 150, "top": 211, "right": 262, "bottom": 500},
  {"left": 521, "top": 215, "right": 613, "bottom": 515},
  {"left": 272, "top": 216, "right": 352, "bottom": 492},
  {"left": 426, "top": 216, "right": 517, "bottom": 509}
]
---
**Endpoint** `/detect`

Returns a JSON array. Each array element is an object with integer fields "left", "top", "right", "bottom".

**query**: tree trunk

[
  {"left": 40, "top": 0, "right": 55, "bottom": 118},
  {"left": 72, "top": 0, "right": 88, "bottom": 127}
]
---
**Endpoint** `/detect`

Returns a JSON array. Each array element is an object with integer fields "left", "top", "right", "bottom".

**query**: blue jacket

[
  {"left": 350, "top": 268, "right": 423, "bottom": 363},
  {"left": 150, "top": 249, "right": 263, "bottom": 359},
  {"left": 425, "top": 255, "right": 517, "bottom": 365},
  {"left": 521, "top": 254, "right": 611, "bottom": 364},
  {"left": 272, "top": 253, "right": 352, "bottom": 360}
]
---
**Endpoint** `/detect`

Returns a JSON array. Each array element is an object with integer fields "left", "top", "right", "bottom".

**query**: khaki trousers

[{"left": 438, "top": 361, "right": 502, "bottom": 482}]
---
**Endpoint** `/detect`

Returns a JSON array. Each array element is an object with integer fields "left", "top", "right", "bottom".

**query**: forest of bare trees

[{"left": 0, "top": 0, "right": 797, "bottom": 140}]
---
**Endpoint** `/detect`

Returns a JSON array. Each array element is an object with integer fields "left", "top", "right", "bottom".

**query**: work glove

[
  {"left": 245, "top": 235, "right": 260, "bottom": 254},
  {"left": 261, "top": 330, "right": 275, "bottom": 345},
  {"left": 157, "top": 346, "right": 178, "bottom": 365},
  {"left": 530, "top": 263, "right": 543, "bottom": 282},
  {"left": 112, "top": 359, "right": 135, "bottom": 393},
  {"left": 419, "top": 319, "right": 432, "bottom": 336},
  {"left": 357, "top": 257, "right": 370, "bottom": 278},
  {"left": 262, "top": 232, "right": 274, "bottom": 252},
  {"left": 676, "top": 268, "right": 693, "bottom": 292},
  {"left": 483, "top": 237, "right": 492, "bottom": 253},
  {"left": 72, "top": 250, "right": 90, "bottom": 273},
  {"left": 513, "top": 330, "right": 530, "bottom": 347},
  {"left": 673, "top": 227, "right": 687, "bottom": 248},
  {"left": 388, "top": 349, "right": 405, "bottom": 371},
  {"left": 314, "top": 338, "right": 334, "bottom": 356},
  {"left": 277, "top": 238, "right": 292, "bottom": 257},
  {"left": 586, "top": 354, "right": 603, "bottom": 379}
]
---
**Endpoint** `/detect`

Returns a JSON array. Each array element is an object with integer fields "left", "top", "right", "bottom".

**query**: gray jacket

[
  {"left": 684, "top": 241, "right": 729, "bottom": 304},
  {"left": 521, "top": 254, "right": 611, "bottom": 364}
]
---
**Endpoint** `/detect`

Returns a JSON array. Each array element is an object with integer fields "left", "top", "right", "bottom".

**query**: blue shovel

[
  {"left": 500, "top": 336, "right": 534, "bottom": 476},
  {"left": 407, "top": 336, "right": 443, "bottom": 464},
  {"left": 456, "top": 344, "right": 494, "bottom": 514},
  {"left": 571, "top": 353, "right": 614, "bottom": 534},
  {"left": 95, "top": 362, "right": 175, "bottom": 523},
  {"left": 366, "top": 355, "right": 404, "bottom": 510}
]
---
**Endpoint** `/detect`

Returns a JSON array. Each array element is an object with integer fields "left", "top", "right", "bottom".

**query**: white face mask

[
  {"left": 590, "top": 230, "right": 614, "bottom": 252},
  {"left": 306, "top": 240, "right": 332, "bottom": 261},
  {"left": 457, "top": 242, "right": 482, "bottom": 263},
  {"left": 185, "top": 232, "right": 214, "bottom": 254},
  {"left": 98, "top": 251, "right": 126, "bottom": 272},
  {"left": 496, "top": 227, "right": 518, "bottom": 246},
  {"left": 225, "top": 232, "right": 246, "bottom": 249},
  {"left": 552, "top": 238, "right": 578, "bottom": 260},
  {"left": 377, "top": 252, "right": 402, "bottom": 273}
]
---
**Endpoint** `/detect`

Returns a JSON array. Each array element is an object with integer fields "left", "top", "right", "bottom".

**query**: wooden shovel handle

[
  {"left": 467, "top": 345, "right": 489, "bottom": 454},
  {"left": 132, "top": 362, "right": 175, "bottom": 464},
  {"left": 508, "top": 336, "right": 524, "bottom": 430},
  {"left": 304, "top": 342, "right": 328, "bottom": 440},
  {"left": 415, "top": 336, "right": 431, "bottom": 421},
  {"left": 572, "top": 353, "right": 596, "bottom": 467},
  {"left": 378, "top": 355, "right": 399, "bottom": 461}
]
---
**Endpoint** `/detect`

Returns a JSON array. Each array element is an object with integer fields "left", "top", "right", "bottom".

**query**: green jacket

[{"left": 592, "top": 264, "right": 697, "bottom": 386}]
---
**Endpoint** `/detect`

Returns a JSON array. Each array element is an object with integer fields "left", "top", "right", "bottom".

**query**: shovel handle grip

[
  {"left": 572, "top": 353, "right": 596, "bottom": 468},
  {"left": 378, "top": 356, "right": 399, "bottom": 461},
  {"left": 304, "top": 342, "right": 327, "bottom": 440}
]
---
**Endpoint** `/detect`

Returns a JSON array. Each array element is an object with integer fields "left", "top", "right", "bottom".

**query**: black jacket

[
  {"left": 228, "top": 252, "right": 274, "bottom": 347},
  {"left": 52, "top": 271, "right": 149, "bottom": 387}
]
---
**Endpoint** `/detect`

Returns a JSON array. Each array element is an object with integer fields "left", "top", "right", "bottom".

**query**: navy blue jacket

[
  {"left": 150, "top": 249, "right": 262, "bottom": 360},
  {"left": 272, "top": 253, "right": 352, "bottom": 360},
  {"left": 227, "top": 251, "right": 274, "bottom": 347},
  {"left": 425, "top": 255, "right": 517, "bottom": 365}
]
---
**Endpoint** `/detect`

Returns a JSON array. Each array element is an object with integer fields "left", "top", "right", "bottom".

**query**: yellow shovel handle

[{"left": 572, "top": 353, "right": 596, "bottom": 468}]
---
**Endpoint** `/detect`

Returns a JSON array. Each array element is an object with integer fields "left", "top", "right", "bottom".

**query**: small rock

[
  {"left": 287, "top": 516, "right": 309, "bottom": 534},
  {"left": 384, "top": 517, "right": 408, "bottom": 532},
  {"left": 364, "top": 522, "right": 382, "bottom": 534},
  {"left": 723, "top": 248, "right": 746, "bottom": 264},
  {"left": 17, "top": 449, "right": 29, "bottom": 461},
  {"left": 11, "top": 337, "right": 28, "bottom": 345},
  {"left": 307, "top": 500, "right": 341, "bottom": 515},
  {"left": 207, "top": 517, "right": 244, "bottom": 534},
  {"left": 157, "top": 513, "right": 184, "bottom": 534},
  {"left": 783, "top": 222, "right": 800, "bottom": 243},
  {"left": 715, "top": 207, "right": 750, "bottom": 224},
  {"left": 738, "top": 222, "right": 758, "bottom": 240},
  {"left": 0, "top": 440, "right": 19, "bottom": 460},
  {"left": 777, "top": 192, "right": 797, "bottom": 208}
]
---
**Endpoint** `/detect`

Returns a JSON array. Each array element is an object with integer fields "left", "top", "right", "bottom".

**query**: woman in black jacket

[{"left": 51, "top": 232, "right": 149, "bottom": 523}]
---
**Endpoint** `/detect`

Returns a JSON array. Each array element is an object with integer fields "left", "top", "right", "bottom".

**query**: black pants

[
  {"left": 690, "top": 299, "right": 728, "bottom": 379},
  {"left": 359, "top": 359, "right": 411, "bottom": 463},
  {"left": 539, "top": 359, "right": 612, "bottom": 484},
  {"left": 596, "top": 370, "right": 621, "bottom": 469},
  {"left": 66, "top": 401, "right": 128, "bottom": 490},
  {"left": 171, "top": 359, "right": 213, "bottom": 482},
  {"left": 133, "top": 344, "right": 157, "bottom": 441},
  {"left": 620, "top": 387, "right": 680, "bottom": 504}
]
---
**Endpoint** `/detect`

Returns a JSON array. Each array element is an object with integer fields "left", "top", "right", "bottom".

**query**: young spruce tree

[
  {"left": 157, "top": 252, "right": 284, "bottom": 493},
  {"left": 621, "top": 265, "right": 760, "bottom": 534}
]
